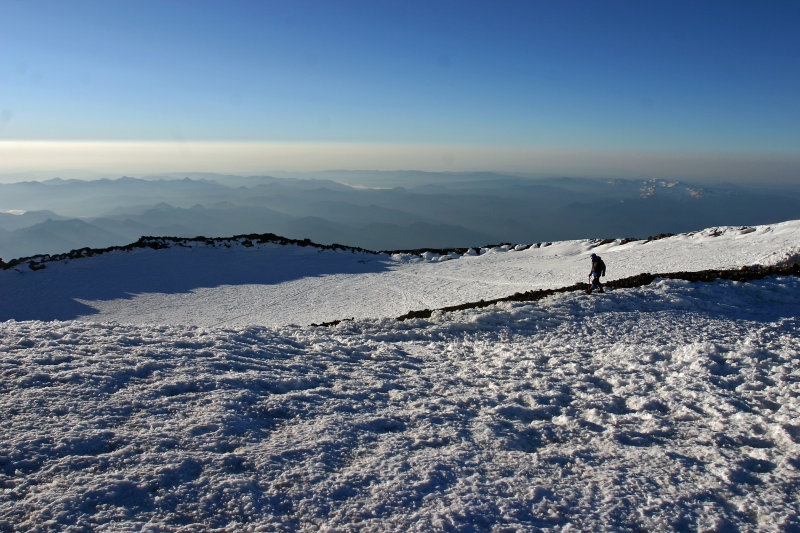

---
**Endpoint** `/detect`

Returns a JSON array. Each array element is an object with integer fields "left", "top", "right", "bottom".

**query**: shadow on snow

[{"left": 0, "top": 236, "right": 393, "bottom": 322}]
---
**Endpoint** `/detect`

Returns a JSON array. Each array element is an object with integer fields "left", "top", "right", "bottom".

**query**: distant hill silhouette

[{"left": 2, "top": 173, "right": 800, "bottom": 260}]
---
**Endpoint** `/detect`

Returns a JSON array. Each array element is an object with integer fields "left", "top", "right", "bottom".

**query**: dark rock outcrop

[{"left": 391, "top": 264, "right": 800, "bottom": 323}]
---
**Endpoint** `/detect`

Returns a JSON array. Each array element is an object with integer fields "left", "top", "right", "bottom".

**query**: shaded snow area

[
  {"left": 1, "top": 220, "right": 799, "bottom": 327},
  {"left": 2, "top": 276, "right": 800, "bottom": 532}
]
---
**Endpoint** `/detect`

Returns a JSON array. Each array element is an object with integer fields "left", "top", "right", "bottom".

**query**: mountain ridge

[
  {"left": 3, "top": 219, "right": 798, "bottom": 327},
  {"left": 3, "top": 174, "right": 800, "bottom": 259}
]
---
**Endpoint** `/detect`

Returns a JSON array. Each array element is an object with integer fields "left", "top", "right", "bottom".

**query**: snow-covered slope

[
  {"left": 1, "top": 220, "right": 799, "bottom": 326},
  {"left": 2, "top": 276, "right": 800, "bottom": 531},
  {"left": 1, "top": 220, "right": 799, "bottom": 531}
]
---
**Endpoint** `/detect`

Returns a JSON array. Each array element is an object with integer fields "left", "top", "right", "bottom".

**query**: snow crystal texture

[{"left": 1, "top": 220, "right": 799, "bottom": 531}]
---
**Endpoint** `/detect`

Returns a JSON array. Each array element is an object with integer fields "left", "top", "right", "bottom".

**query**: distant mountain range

[{"left": 2, "top": 172, "right": 800, "bottom": 260}]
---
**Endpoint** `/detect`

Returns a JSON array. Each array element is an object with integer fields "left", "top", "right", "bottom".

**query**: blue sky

[{"left": 1, "top": 0, "right": 799, "bottom": 180}]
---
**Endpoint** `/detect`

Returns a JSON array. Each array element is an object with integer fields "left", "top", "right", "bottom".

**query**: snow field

[
  {"left": 2, "top": 219, "right": 799, "bottom": 327},
  {"left": 1, "top": 275, "right": 799, "bottom": 531}
]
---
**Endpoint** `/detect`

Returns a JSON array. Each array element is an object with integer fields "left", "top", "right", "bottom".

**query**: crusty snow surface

[{"left": 1, "top": 220, "right": 799, "bottom": 531}]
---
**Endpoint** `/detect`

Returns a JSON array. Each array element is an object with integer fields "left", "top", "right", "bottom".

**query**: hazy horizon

[
  {"left": 1, "top": 141, "right": 799, "bottom": 186},
  {"left": 3, "top": 1, "right": 798, "bottom": 186}
]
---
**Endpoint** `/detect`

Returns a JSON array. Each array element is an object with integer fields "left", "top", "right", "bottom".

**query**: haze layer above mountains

[{"left": 2, "top": 172, "right": 800, "bottom": 260}]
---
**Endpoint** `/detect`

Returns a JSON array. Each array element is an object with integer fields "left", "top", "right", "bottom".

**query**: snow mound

[{"left": 759, "top": 247, "right": 800, "bottom": 267}]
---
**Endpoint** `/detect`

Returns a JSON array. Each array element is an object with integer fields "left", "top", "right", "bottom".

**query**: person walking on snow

[{"left": 587, "top": 253, "right": 606, "bottom": 294}]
